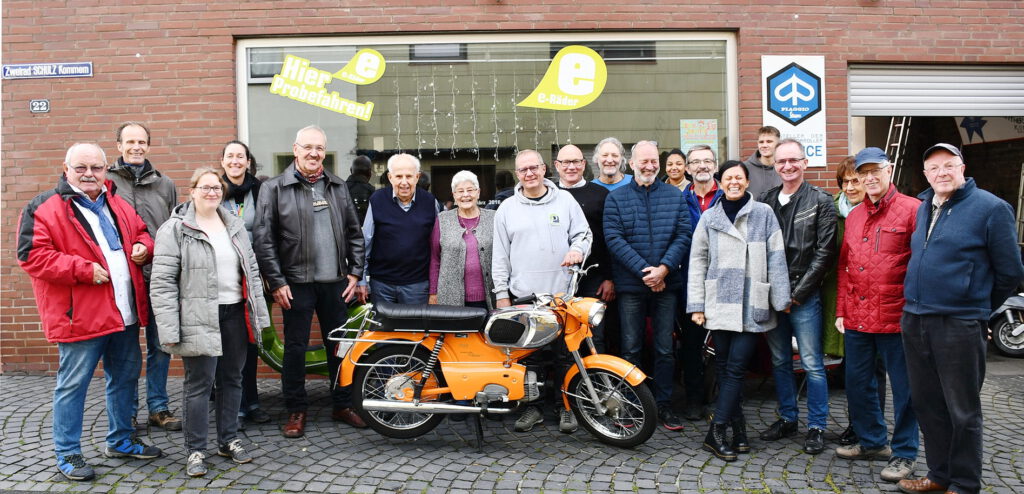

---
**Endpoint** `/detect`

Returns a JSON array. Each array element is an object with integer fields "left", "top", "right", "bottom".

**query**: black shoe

[
  {"left": 246, "top": 407, "right": 272, "bottom": 424},
  {"left": 702, "top": 423, "right": 737, "bottom": 461},
  {"left": 838, "top": 424, "right": 858, "bottom": 446},
  {"left": 759, "top": 418, "right": 798, "bottom": 441},
  {"left": 659, "top": 408, "right": 684, "bottom": 432},
  {"left": 803, "top": 428, "right": 825, "bottom": 455},
  {"left": 730, "top": 415, "right": 750, "bottom": 453},
  {"left": 683, "top": 402, "right": 704, "bottom": 421}
]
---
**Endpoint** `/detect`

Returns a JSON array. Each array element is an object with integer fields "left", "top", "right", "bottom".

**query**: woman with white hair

[{"left": 428, "top": 170, "right": 495, "bottom": 310}]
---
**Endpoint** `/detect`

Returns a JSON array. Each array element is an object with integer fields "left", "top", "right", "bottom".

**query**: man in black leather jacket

[
  {"left": 253, "top": 125, "right": 367, "bottom": 438},
  {"left": 757, "top": 138, "right": 838, "bottom": 455}
]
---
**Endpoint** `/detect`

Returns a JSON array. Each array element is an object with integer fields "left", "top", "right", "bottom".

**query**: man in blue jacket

[
  {"left": 604, "top": 140, "right": 691, "bottom": 431},
  {"left": 897, "top": 143, "right": 1024, "bottom": 494}
]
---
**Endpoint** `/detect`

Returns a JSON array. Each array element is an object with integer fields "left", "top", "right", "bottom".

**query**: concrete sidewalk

[{"left": 2, "top": 354, "right": 1022, "bottom": 493}]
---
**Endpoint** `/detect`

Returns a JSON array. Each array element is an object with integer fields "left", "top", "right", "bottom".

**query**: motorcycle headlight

[{"left": 587, "top": 301, "right": 606, "bottom": 327}]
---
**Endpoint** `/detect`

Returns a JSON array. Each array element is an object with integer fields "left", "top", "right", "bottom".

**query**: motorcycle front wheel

[
  {"left": 568, "top": 369, "right": 657, "bottom": 448},
  {"left": 352, "top": 345, "right": 446, "bottom": 439},
  {"left": 993, "top": 317, "right": 1024, "bottom": 358}
]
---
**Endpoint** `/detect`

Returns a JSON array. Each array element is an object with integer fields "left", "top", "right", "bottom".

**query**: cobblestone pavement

[{"left": 2, "top": 359, "right": 1022, "bottom": 493}]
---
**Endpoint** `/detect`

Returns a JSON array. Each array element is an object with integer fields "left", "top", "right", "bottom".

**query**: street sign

[{"left": 2, "top": 62, "right": 93, "bottom": 80}]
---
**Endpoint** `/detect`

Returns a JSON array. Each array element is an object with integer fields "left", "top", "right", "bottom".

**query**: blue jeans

[
  {"left": 764, "top": 291, "right": 829, "bottom": 430},
  {"left": 53, "top": 324, "right": 141, "bottom": 456},
  {"left": 370, "top": 279, "right": 429, "bottom": 305},
  {"left": 844, "top": 330, "right": 918, "bottom": 459},
  {"left": 132, "top": 295, "right": 170, "bottom": 416},
  {"left": 711, "top": 330, "right": 759, "bottom": 425},
  {"left": 618, "top": 291, "right": 677, "bottom": 405}
]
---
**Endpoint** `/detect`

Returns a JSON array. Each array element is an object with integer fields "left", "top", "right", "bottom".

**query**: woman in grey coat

[
  {"left": 687, "top": 161, "right": 790, "bottom": 462},
  {"left": 151, "top": 167, "right": 270, "bottom": 477}
]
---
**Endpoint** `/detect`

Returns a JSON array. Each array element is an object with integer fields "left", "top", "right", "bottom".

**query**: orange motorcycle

[{"left": 329, "top": 266, "right": 657, "bottom": 448}]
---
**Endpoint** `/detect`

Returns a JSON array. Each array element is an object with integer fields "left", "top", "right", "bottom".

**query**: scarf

[
  {"left": 73, "top": 193, "right": 122, "bottom": 251},
  {"left": 225, "top": 172, "right": 259, "bottom": 204},
  {"left": 294, "top": 165, "right": 324, "bottom": 185},
  {"left": 837, "top": 193, "right": 857, "bottom": 218}
]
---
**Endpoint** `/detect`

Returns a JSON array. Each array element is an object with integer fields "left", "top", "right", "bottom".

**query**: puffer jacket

[
  {"left": 836, "top": 184, "right": 919, "bottom": 333},
  {"left": 760, "top": 182, "right": 838, "bottom": 303},
  {"left": 151, "top": 202, "right": 270, "bottom": 357},
  {"left": 687, "top": 195, "right": 791, "bottom": 333},
  {"left": 107, "top": 158, "right": 177, "bottom": 279},
  {"left": 604, "top": 179, "right": 692, "bottom": 293},
  {"left": 252, "top": 165, "right": 365, "bottom": 292},
  {"left": 904, "top": 178, "right": 1024, "bottom": 320},
  {"left": 17, "top": 177, "right": 153, "bottom": 343}
]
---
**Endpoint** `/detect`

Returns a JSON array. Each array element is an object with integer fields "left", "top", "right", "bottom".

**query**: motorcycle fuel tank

[{"left": 484, "top": 306, "right": 561, "bottom": 348}]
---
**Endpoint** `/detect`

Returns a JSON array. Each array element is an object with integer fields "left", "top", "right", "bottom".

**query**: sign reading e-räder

[{"left": 761, "top": 56, "right": 827, "bottom": 167}]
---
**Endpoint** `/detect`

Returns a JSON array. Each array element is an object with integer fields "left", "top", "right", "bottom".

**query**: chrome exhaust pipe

[{"left": 361, "top": 399, "right": 514, "bottom": 414}]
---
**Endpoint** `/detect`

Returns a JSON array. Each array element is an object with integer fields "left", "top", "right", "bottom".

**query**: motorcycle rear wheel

[
  {"left": 993, "top": 319, "right": 1024, "bottom": 358},
  {"left": 353, "top": 345, "right": 446, "bottom": 438},
  {"left": 568, "top": 369, "right": 657, "bottom": 448}
]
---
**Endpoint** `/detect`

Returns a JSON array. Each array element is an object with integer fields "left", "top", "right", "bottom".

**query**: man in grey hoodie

[
  {"left": 743, "top": 126, "right": 782, "bottom": 200},
  {"left": 492, "top": 148, "right": 592, "bottom": 434}
]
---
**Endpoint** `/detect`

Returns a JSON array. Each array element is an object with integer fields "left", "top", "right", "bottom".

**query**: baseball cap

[
  {"left": 853, "top": 147, "right": 889, "bottom": 170},
  {"left": 922, "top": 143, "right": 964, "bottom": 162}
]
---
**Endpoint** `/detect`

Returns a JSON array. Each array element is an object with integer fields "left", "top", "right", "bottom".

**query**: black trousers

[
  {"left": 901, "top": 312, "right": 986, "bottom": 494},
  {"left": 281, "top": 281, "right": 352, "bottom": 412}
]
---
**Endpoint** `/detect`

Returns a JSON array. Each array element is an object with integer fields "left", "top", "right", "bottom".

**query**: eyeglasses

[
  {"left": 297, "top": 144, "right": 326, "bottom": 153},
  {"left": 856, "top": 165, "right": 889, "bottom": 178},
  {"left": 70, "top": 165, "right": 106, "bottom": 174},
  {"left": 556, "top": 159, "right": 585, "bottom": 167},
  {"left": 923, "top": 162, "right": 963, "bottom": 175},
  {"left": 516, "top": 164, "right": 543, "bottom": 176},
  {"left": 454, "top": 187, "right": 478, "bottom": 196},
  {"left": 195, "top": 185, "right": 224, "bottom": 195},
  {"left": 687, "top": 159, "right": 716, "bottom": 166},
  {"left": 775, "top": 158, "right": 806, "bottom": 166}
]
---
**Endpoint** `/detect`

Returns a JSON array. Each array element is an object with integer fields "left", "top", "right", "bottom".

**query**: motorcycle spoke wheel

[
  {"left": 353, "top": 345, "right": 445, "bottom": 438},
  {"left": 568, "top": 369, "right": 656, "bottom": 448}
]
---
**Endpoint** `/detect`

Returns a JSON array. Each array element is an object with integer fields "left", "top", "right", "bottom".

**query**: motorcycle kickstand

[{"left": 472, "top": 413, "right": 485, "bottom": 451}]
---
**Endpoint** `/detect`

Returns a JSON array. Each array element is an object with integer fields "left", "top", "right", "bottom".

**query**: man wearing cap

[
  {"left": 833, "top": 148, "right": 920, "bottom": 482},
  {"left": 897, "top": 144, "right": 1024, "bottom": 494}
]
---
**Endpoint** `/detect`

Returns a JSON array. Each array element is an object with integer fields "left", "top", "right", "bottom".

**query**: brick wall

[{"left": 3, "top": 0, "right": 1023, "bottom": 376}]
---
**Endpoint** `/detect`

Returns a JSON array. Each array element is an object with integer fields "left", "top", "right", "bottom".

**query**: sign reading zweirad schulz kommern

[{"left": 2, "top": 62, "right": 93, "bottom": 79}]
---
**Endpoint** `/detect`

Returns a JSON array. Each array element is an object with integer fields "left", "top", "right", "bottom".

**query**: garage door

[{"left": 849, "top": 64, "right": 1024, "bottom": 117}]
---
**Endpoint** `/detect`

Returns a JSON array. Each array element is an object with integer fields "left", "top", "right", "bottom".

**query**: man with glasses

[
  {"left": 604, "top": 140, "right": 692, "bottom": 431},
  {"left": 678, "top": 144, "right": 725, "bottom": 421},
  {"left": 897, "top": 144, "right": 1024, "bottom": 494},
  {"left": 493, "top": 149, "right": 592, "bottom": 433},
  {"left": 833, "top": 148, "right": 920, "bottom": 482},
  {"left": 758, "top": 138, "right": 837, "bottom": 454},
  {"left": 357, "top": 153, "right": 438, "bottom": 305},
  {"left": 18, "top": 142, "right": 162, "bottom": 481},
  {"left": 253, "top": 125, "right": 367, "bottom": 437},
  {"left": 107, "top": 122, "right": 182, "bottom": 432}
]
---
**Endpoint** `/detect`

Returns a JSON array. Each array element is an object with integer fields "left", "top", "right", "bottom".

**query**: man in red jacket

[
  {"left": 834, "top": 147, "right": 920, "bottom": 483},
  {"left": 17, "top": 142, "right": 162, "bottom": 481}
]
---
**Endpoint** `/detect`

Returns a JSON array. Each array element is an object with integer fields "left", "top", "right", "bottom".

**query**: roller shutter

[{"left": 849, "top": 64, "right": 1024, "bottom": 117}]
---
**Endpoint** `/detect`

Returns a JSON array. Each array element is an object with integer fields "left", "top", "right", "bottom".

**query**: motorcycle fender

[
  {"left": 338, "top": 333, "right": 433, "bottom": 387},
  {"left": 560, "top": 354, "right": 648, "bottom": 410}
]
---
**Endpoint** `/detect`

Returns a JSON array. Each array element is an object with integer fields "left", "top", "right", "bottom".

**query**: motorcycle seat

[{"left": 374, "top": 302, "right": 488, "bottom": 332}]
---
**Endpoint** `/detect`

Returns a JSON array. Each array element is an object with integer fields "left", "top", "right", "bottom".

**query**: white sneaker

[
  {"left": 559, "top": 409, "right": 578, "bottom": 434},
  {"left": 880, "top": 457, "right": 915, "bottom": 482}
]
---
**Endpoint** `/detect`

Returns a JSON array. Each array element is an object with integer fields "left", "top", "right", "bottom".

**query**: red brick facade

[{"left": 3, "top": 1, "right": 1022, "bottom": 375}]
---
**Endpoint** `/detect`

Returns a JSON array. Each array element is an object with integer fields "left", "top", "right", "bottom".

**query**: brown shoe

[
  {"left": 331, "top": 407, "right": 367, "bottom": 428},
  {"left": 148, "top": 410, "right": 182, "bottom": 431},
  {"left": 897, "top": 477, "right": 948, "bottom": 493},
  {"left": 282, "top": 412, "right": 306, "bottom": 438}
]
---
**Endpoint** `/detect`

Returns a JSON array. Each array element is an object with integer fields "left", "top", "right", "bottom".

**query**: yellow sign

[
  {"left": 269, "top": 54, "right": 375, "bottom": 121},
  {"left": 333, "top": 49, "right": 386, "bottom": 85},
  {"left": 517, "top": 45, "right": 607, "bottom": 110}
]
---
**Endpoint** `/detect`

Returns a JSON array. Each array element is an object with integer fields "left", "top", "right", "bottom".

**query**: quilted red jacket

[
  {"left": 17, "top": 178, "right": 154, "bottom": 343},
  {"left": 836, "top": 184, "right": 920, "bottom": 333}
]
